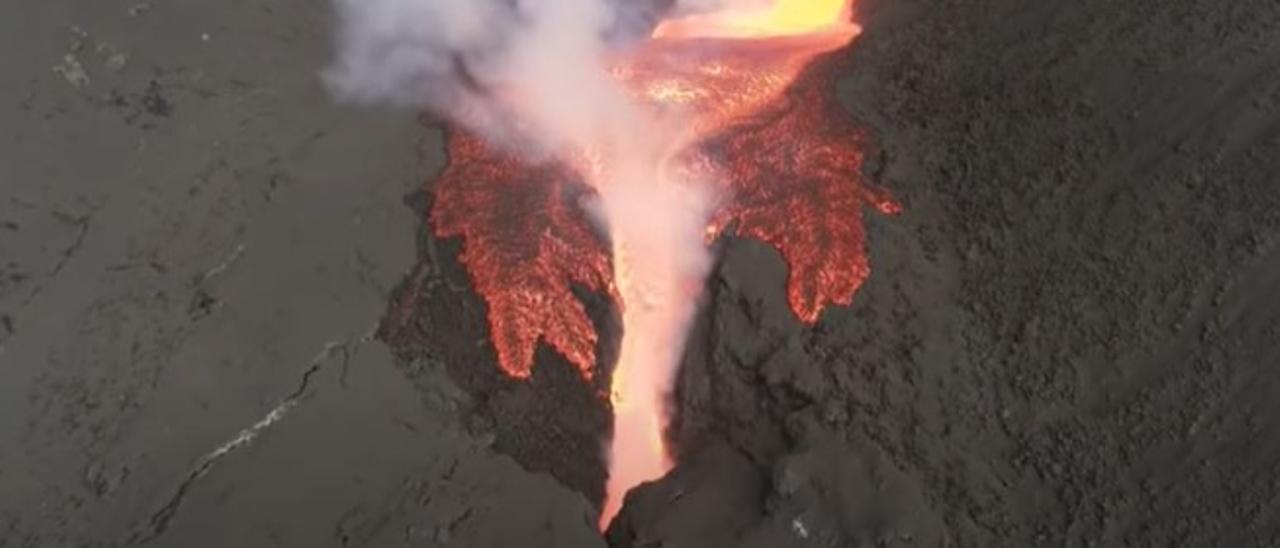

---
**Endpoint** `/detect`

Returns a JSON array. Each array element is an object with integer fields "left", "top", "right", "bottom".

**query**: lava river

[{"left": 423, "top": 0, "right": 899, "bottom": 530}]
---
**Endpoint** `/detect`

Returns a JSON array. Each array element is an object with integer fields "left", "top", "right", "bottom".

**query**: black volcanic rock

[{"left": 6, "top": 0, "right": 1280, "bottom": 546}]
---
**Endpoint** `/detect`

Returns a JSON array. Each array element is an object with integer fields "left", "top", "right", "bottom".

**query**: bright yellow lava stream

[
  {"left": 653, "top": 0, "right": 854, "bottom": 39},
  {"left": 597, "top": 0, "right": 858, "bottom": 531}
]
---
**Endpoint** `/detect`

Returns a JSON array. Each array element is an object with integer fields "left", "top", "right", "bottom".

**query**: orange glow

[
  {"left": 596, "top": 180, "right": 703, "bottom": 528},
  {"left": 653, "top": 0, "right": 856, "bottom": 40},
  {"left": 596, "top": 0, "right": 877, "bottom": 531},
  {"left": 417, "top": 0, "right": 899, "bottom": 532}
]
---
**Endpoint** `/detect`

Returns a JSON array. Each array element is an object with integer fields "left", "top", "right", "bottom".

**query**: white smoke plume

[
  {"left": 325, "top": 0, "right": 661, "bottom": 150},
  {"left": 325, "top": 0, "right": 737, "bottom": 528},
  {"left": 323, "top": 0, "right": 762, "bottom": 146}
]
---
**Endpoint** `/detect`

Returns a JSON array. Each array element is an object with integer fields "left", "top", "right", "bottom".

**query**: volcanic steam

[{"left": 327, "top": 0, "right": 898, "bottom": 532}]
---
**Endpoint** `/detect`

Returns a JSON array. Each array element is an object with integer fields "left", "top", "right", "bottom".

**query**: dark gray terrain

[{"left": 2, "top": 0, "right": 1278, "bottom": 547}]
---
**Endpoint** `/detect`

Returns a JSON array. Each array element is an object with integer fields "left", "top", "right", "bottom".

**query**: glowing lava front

[{"left": 426, "top": 0, "right": 899, "bottom": 531}]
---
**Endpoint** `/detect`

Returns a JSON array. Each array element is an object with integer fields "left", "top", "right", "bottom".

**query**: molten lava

[
  {"left": 652, "top": 0, "right": 854, "bottom": 39},
  {"left": 427, "top": 0, "right": 898, "bottom": 531}
]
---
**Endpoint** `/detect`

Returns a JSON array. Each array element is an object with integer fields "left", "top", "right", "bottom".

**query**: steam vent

[{"left": 4, "top": 0, "right": 1280, "bottom": 547}]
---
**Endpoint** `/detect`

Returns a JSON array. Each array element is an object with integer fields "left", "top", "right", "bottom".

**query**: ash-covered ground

[{"left": 2, "top": 0, "right": 1279, "bottom": 547}]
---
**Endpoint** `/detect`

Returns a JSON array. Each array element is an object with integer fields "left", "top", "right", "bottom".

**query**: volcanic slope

[
  {"left": 3, "top": 0, "right": 1275, "bottom": 546},
  {"left": 396, "top": 0, "right": 1280, "bottom": 546}
]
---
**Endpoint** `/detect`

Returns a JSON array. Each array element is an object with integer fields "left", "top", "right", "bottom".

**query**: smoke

[
  {"left": 325, "top": 0, "right": 728, "bottom": 528},
  {"left": 323, "top": 0, "right": 761, "bottom": 146},
  {"left": 324, "top": 0, "right": 663, "bottom": 151}
]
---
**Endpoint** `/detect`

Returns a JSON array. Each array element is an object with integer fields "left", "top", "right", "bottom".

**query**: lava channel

[{"left": 422, "top": 0, "right": 899, "bottom": 531}]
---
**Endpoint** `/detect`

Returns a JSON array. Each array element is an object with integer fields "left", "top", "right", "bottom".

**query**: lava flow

[{"left": 427, "top": 0, "right": 899, "bottom": 530}]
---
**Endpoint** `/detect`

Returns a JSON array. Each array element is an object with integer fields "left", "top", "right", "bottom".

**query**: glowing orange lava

[
  {"left": 426, "top": 0, "right": 898, "bottom": 530},
  {"left": 652, "top": 0, "right": 855, "bottom": 39}
]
